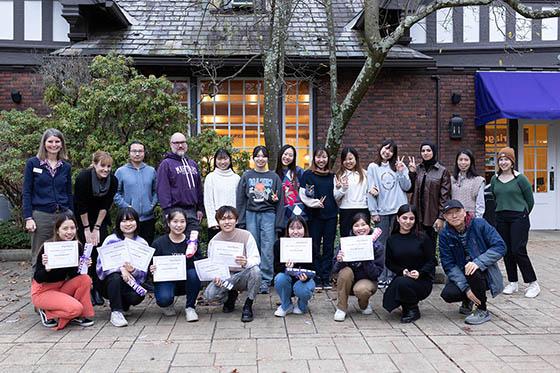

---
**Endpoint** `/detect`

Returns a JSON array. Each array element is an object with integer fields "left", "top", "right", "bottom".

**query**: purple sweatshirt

[{"left": 156, "top": 152, "right": 203, "bottom": 213}]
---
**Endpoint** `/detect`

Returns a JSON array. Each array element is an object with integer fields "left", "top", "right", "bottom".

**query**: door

[{"left": 518, "top": 121, "right": 559, "bottom": 230}]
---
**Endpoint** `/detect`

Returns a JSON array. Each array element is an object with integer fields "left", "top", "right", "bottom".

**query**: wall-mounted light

[
  {"left": 11, "top": 90, "right": 22, "bottom": 104},
  {"left": 449, "top": 114, "right": 463, "bottom": 139},
  {"left": 451, "top": 93, "right": 461, "bottom": 105}
]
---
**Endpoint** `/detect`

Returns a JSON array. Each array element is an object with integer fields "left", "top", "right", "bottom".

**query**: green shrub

[{"left": 0, "top": 220, "right": 30, "bottom": 250}]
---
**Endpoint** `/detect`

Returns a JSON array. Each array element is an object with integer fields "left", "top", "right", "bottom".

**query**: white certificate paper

[
  {"left": 124, "top": 238, "right": 155, "bottom": 272},
  {"left": 340, "top": 235, "right": 374, "bottom": 262},
  {"left": 152, "top": 255, "right": 187, "bottom": 282},
  {"left": 194, "top": 258, "right": 231, "bottom": 282},
  {"left": 98, "top": 241, "right": 131, "bottom": 271},
  {"left": 280, "top": 237, "right": 313, "bottom": 263},
  {"left": 44, "top": 241, "right": 79, "bottom": 270},
  {"left": 210, "top": 240, "right": 244, "bottom": 267}
]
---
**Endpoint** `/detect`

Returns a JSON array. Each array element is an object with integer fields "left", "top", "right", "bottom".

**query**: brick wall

[
  {"left": 315, "top": 70, "right": 485, "bottom": 173},
  {"left": 0, "top": 71, "right": 48, "bottom": 114}
]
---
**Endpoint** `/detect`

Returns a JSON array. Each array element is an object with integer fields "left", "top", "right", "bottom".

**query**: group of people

[{"left": 23, "top": 128, "right": 540, "bottom": 330}]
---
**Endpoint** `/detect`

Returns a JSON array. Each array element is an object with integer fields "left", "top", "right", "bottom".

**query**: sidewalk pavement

[{"left": 1, "top": 231, "right": 559, "bottom": 373}]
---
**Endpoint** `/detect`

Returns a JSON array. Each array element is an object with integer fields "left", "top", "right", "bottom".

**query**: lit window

[
  {"left": 436, "top": 8, "right": 453, "bottom": 43},
  {"left": 489, "top": 6, "right": 506, "bottom": 42},
  {"left": 199, "top": 79, "right": 312, "bottom": 168},
  {"left": 516, "top": 11, "right": 532, "bottom": 41},
  {"left": 410, "top": 18, "right": 426, "bottom": 44},
  {"left": 25, "top": 1, "right": 42, "bottom": 41},
  {"left": 484, "top": 119, "right": 508, "bottom": 182},
  {"left": 0, "top": 0, "right": 14, "bottom": 40},
  {"left": 541, "top": 7, "right": 558, "bottom": 41},
  {"left": 523, "top": 124, "right": 548, "bottom": 193},
  {"left": 463, "top": 6, "right": 479, "bottom": 43},
  {"left": 53, "top": 1, "right": 69, "bottom": 42}
]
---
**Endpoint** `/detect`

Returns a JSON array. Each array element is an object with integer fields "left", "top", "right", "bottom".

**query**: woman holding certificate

[
  {"left": 383, "top": 204, "right": 435, "bottom": 323},
  {"left": 23, "top": 128, "right": 73, "bottom": 269},
  {"left": 97, "top": 208, "right": 147, "bottom": 327},
  {"left": 332, "top": 213, "right": 384, "bottom": 322},
  {"left": 31, "top": 214, "right": 94, "bottom": 330},
  {"left": 150, "top": 208, "right": 202, "bottom": 322},
  {"left": 273, "top": 216, "right": 315, "bottom": 317},
  {"left": 74, "top": 151, "right": 118, "bottom": 306}
]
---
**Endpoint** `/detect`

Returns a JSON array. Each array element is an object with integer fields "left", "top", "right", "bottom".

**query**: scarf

[
  {"left": 420, "top": 141, "right": 438, "bottom": 170},
  {"left": 91, "top": 168, "right": 111, "bottom": 197}
]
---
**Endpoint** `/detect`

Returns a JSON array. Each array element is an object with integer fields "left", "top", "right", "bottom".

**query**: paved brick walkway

[{"left": 1, "top": 231, "right": 559, "bottom": 372}]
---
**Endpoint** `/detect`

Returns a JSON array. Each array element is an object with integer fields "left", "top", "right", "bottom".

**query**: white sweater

[
  {"left": 333, "top": 169, "right": 368, "bottom": 209},
  {"left": 204, "top": 168, "right": 241, "bottom": 227}
]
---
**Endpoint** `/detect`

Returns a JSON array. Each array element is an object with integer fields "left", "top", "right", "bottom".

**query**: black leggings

[
  {"left": 101, "top": 272, "right": 145, "bottom": 312},
  {"left": 440, "top": 269, "right": 488, "bottom": 311}
]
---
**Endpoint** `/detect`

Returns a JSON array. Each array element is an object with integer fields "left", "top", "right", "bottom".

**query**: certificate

[
  {"left": 194, "top": 258, "right": 231, "bottom": 282},
  {"left": 152, "top": 255, "right": 187, "bottom": 282},
  {"left": 280, "top": 237, "right": 312, "bottom": 263},
  {"left": 98, "top": 241, "right": 131, "bottom": 271},
  {"left": 124, "top": 238, "right": 155, "bottom": 272},
  {"left": 340, "top": 235, "right": 374, "bottom": 262},
  {"left": 210, "top": 240, "right": 244, "bottom": 267},
  {"left": 44, "top": 241, "right": 79, "bottom": 270}
]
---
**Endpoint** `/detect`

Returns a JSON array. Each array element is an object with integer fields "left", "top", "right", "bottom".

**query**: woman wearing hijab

[{"left": 408, "top": 142, "right": 451, "bottom": 244}]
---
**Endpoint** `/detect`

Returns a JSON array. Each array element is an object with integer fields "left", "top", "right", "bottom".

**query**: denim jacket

[{"left": 439, "top": 217, "right": 505, "bottom": 297}]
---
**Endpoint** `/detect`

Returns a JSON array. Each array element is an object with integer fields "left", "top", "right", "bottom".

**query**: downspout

[{"left": 431, "top": 75, "right": 440, "bottom": 152}]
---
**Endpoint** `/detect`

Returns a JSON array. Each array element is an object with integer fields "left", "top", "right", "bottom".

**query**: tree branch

[{"left": 504, "top": 0, "right": 560, "bottom": 18}]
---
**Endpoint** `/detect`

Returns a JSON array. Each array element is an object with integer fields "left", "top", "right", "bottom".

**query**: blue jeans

[
  {"left": 246, "top": 210, "right": 276, "bottom": 286},
  {"left": 274, "top": 272, "right": 315, "bottom": 312},
  {"left": 154, "top": 268, "right": 201, "bottom": 309}
]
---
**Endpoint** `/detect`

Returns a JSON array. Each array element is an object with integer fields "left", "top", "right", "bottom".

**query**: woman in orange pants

[{"left": 31, "top": 214, "right": 95, "bottom": 330}]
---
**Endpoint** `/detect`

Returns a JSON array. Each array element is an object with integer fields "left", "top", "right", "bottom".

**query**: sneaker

[
  {"left": 185, "top": 307, "right": 199, "bottom": 322},
  {"left": 241, "top": 303, "right": 254, "bottom": 322},
  {"left": 459, "top": 300, "right": 474, "bottom": 315},
  {"left": 464, "top": 309, "right": 491, "bottom": 325},
  {"left": 322, "top": 282, "right": 333, "bottom": 290},
  {"left": 378, "top": 280, "right": 388, "bottom": 289},
  {"left": 274, "top": 304, "right": 293, "bottom": 317},
  {"left": 71, "top": 317, "right": 94, "bottom": 327},
  {"left": 223, "top": 290, "right": 238, "bottom": 313},
  {"left": 334, "top": 308, "right": 346, "bottom": 322},
  {"left": 293, "top": 304, "right": 304, "bottom": 315},
  {"left": 110, "top": 311, "right": 128, "bottom": 327},
  {"left": 525, "top": 282, "right": 541, "bottom": 298},
  {"left": 38, "top": 309, "right": 58, "bottom": 328},
  {"left": 360, "top": 304, "right": 373, "bottom": 315},
  {"left": 161, "top": 305, "right": 176, "bottom": 317},
  {"left": 502, "top": 282, "right": 518, "bottom": 295},
  {"left": 259, "top": 283, "right": 270, "bottom": 294}
]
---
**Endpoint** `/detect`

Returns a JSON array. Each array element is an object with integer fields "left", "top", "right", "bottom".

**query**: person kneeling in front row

[
  {"left": 204, "top": 206, "right": 261, "bottom": 322},
  {"left": 439, "top": 200, "right": 505, "bottom": 325}
]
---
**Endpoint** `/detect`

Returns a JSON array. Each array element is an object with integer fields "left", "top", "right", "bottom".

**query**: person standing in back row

[{"left": 156, "top": 132, "right": 204, "bottom": 237}]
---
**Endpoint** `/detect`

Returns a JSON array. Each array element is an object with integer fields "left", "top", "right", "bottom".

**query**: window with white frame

[
  {"left": 489, "top": 6, "right": 506, "bottom": 42},
  {"left": 410, "top": 18, "right": 427, "bottom": 44},
  {"left": 53, "top": 0, "right": 70, "bottom": 42},
  {"left": 541, "top": 7, "right": 558, "bottom": 41},
  {"left": 24, "top": 0, "right": 42, "bottom": 41},
  {"left": 436, "top": 8, "right": 453, "bottom": 43},
  {"left": 0, "top": 0, "right": 14, "bottom": 40},
  {"left": 516, "top": 11, "right": 532, "bottom": 41},
  {"left": 199, "top": 79, "right": 312, "bottom": 168},
  {"left": 463, "top": 6, "right": 479, "bottom": 43}
]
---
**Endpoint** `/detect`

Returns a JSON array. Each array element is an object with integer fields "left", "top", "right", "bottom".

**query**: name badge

[{"left": 33, "top": 167, "right": 43, "bottom": 174}]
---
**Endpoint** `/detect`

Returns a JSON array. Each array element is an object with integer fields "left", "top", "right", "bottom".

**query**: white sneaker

[
  {"left": 185, "top": 307, "right": 199, "bottom": 322},
  {"left": 274, "top": 304, "right": 293, "bottom": 317},
  {"left": 360, "top": 304, "right": 373, "bottom": 315},
  {"left": 525, "top": 282, "right": 541, "bottom": 298},
  {"left": 334, "top": 308, "right": 346, "bottom": 322},
  {"left": 292, "top": 304, "right": 303, "bottom": 315},
  {"left": 110, "top": 311, "right": 128, "bottom": 327},
  {"left": 161, "top": 305, "right": 176, "bottom": 316},
  {"left": 502, "top": 282, "right": 518, "bottom": 295}
]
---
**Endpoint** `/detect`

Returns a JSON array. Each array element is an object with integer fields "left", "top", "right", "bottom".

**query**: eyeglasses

[{"left": 171, "top": 141, "right": 187, "bottom": 145}]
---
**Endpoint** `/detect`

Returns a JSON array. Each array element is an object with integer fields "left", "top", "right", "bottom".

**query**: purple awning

[{"left": 475, "top": 71, "right": 560, "bottom": 126}]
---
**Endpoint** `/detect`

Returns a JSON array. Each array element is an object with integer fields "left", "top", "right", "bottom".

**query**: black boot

[
  {"left": 91, "top": 289, "right": 104, "bottom": 306},
  {"left": 223, "top": 290, "right": 238, "bottom": 313},
  {"left": 459, "top": 300, "right": 474, "bottom": 315},
  {"left": 400, "top": 305, "right": 420, "bottom": 323},
  {"left": 241, "top": 298, "right": 254, "bottom": 322}
]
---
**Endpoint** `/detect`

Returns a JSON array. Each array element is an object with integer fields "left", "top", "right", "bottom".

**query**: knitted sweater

[{"left": 204, "top": 168, "right": 240, "bottom": 228}]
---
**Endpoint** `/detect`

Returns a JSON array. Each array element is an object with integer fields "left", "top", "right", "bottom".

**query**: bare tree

[{"left": 324, "top": 0, "right": 560, "bottom": 164}]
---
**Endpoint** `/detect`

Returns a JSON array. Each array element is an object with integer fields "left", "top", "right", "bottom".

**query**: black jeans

[
  {"left": 308, "top": 216, "right": 337, "bottom": 284},
  {"left": 338, "top": 208, "right": 370, "bottom": 238},
  {"left": 138, "top": 218, "right": 156, "bottom": 246},
  {"left": 101, "top": 272, "right": 145, "bottom": 312},
  {"left": 496, "top": 211, "right": 537, "bottom": 283},
  {"left": 440, "top": 269, "right": 488, "bottom": 311}
]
